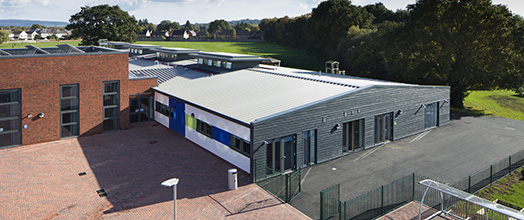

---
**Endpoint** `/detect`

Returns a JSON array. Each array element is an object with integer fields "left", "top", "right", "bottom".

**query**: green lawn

[
  {"left": 463, "top": 90, "right": 524, "bottom": 121},
  {"left": 477, "top": 167, "right": 524, "bottom": 208},
  {"left": 137, "top": 41, "right": 324, "bottom": 71},
  {"left": 0, "top": 40, "right": 80, "bottom": 49}
]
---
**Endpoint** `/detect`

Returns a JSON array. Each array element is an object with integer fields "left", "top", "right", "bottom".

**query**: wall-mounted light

[
  {"left": 262, "top": 140, "right": 268, "bottom": 145},
  {"left": 27, "top": 113, "right": 32, "bottom": 118},
  {"left": 334, "top": 123, "right": 341, "bottom": 130},
  {"left": 38, "top": 113, "right": 44, "bottom": 118},
  {"left": 396, "top": 109, "right": 403, "bottom": 118}
]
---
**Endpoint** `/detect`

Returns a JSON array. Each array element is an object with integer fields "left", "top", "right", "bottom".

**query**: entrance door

[
  {"left": 374, "top": 112, "right": 393, "bottom": 144},
  {"left": 303, "top": 130, "right": 317, "bottom": 166},
  {"left": 130, "top": 96, "right": 152, "bottom": 123},
  {"left": 424, "top": 102, "right": 439, "bottom": 129},
  {"left": 266, "top": 134, "right": 297, "bottom": 173},
  {"left": 0, "top": 89, "right": 21, "bottom": 148}
]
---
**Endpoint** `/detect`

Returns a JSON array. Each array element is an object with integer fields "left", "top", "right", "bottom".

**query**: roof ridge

[{"left": 248, "top": 68, "right": 360, "bottom": 88}]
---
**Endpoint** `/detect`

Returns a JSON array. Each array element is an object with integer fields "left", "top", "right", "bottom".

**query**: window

[
  {"left": 225, "top": 62, "right": 232, "bottom": 69},
  {"left": 0, "top": 89, "right": 21, "bottom": 147},
  {"left": 198, "top": 58, "right": 203, "bottom": 64},
  {"left": 343, "top": 119, "right": 364, "bottom": 152},
  {"left": 103, "top": 81, "right": 119, "bottom": 131},
  {"left": 155, "top": 101, "right": 173, "bottom": 119},
  {"left": 216, "top": 61, "right": 221, "bottom": 67},
  {"left": 230, "top": 135, "right": 250, "bottom": 156},
  {"left": 303, "top": 129, "right": 317, "bottom": 165},
  {"left": 196, "top": 119, "right": 213, "bottom": 138},
  {"left": 130, "top": 97, "right": 151, "bottom": 123},
  {"left": 207, "top": 59, "right": 213, "bottom": 66},
  {"left": 60, "top": 84, "right": 79, "bottom": 138}
]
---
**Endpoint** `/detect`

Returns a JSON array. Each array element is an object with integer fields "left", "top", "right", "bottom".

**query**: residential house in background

[
  {"left": 150, "top": 30, "right": 170, "bottom": 40},
  {"left": 171, "top": 30, "right": 189, "bottom": 40},
  {"left": 12, "top": 31, "right": 28, "bottom": 40}
]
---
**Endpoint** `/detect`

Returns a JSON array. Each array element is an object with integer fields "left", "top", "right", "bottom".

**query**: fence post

[
  {"left": 381, "top": 185, "right": 384, "bottom": 215},
  {"left": 468, "top": 176, "right": 471, "bottom": 193},
  {"left": 339, "top": 200, "right": 342, "bottom": 220},
  {"left": 320, "top": 191, "right": 324, "bottom": 220},
  {"left": 285, "top": 173, "right": 289, "bottom": 202},
  {"left": 412, "top": 173, "right": 415, "bottom": 201},
  {"left": 490, "top": 165, "right": 493, "bottom": 185}
]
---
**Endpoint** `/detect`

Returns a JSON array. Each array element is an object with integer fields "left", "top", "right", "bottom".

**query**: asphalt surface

[{"left": 290, "top": 116, "right": 524, "bottom": 219}]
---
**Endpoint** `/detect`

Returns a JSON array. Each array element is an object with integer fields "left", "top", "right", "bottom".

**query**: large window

[
  {"left": 196, "top": 119, "right": 213, "bottom": 138},
  {"left": 0, "top": 89, "right": 21, "bottom": 148},
  {"left": 103, "top": 81, "right": 119, "bottom": 131},
  {"left": 60, "top": 84, "right": 79, "bottom": 138},
  {"left": 424, "top": 102, "right": 439, "bottom": 129},
  {"left": 303, "top": 129, "right": 317, "bottom": 166},
  {"left": 266, "top": 134, "right": 296, "bottom": 174},
  {"left": 343, "top": 119, "right": 364, "bottom": 152},
  {"left": 130, "top": 97, "right": 152, "bottom": 123},
  {"left": 374, "top": 113, "right": 393, "bottom": 144},
  {"left": 230, "top": 134, "right": 250, "bottom": 156},
  {"left": 155, "top": 101, "right": 173, "bottom": 119}
]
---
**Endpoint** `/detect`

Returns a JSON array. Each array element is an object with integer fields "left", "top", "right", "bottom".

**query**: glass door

[
  {"left": 375, "top": 112, "right": 393, "bottom": 144},
  {"left": 266, "top": 134, "right": 297, "bottom": 173},
  {"left": 424, "top": 102, "right": 439, "bottom": 128},
  {"left": 0, "top": 89, "right": 21, "bottom": 148}
]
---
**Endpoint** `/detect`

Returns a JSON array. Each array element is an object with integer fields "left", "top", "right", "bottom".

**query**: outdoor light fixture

[
  {"left": 161, "top": 178, "right": 180, "bottom": 220},
  {"left": 396, "top": 110, "right": 403, "bottom": 117},
  {"left": 334, "top": 123, "right": 341, "bottom": 130},
  {"left": 262, "top": 140, "right": 268, "bottom": 145},
  {"left": 38, "top": 113, "right": 44, "bottom": 118},
  {"left": 27, "top": 113, "right": 32, "bottom": 118}
]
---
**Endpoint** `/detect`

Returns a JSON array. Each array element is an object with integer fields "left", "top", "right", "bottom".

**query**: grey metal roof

[
  {"left": 129, "top": 59, "right": 209, "bottom": 84},
  {"left": 154, "top": 67, "right": 361, "bottom": 124}
]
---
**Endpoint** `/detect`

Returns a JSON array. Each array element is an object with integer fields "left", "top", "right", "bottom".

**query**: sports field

[{"left": 137, "top": 41, "right": 324, "bottom": 71}]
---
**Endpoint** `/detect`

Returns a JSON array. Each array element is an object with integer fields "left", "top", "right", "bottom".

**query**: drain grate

[
  {"left": 149, "top": 140, "right": 158, "bottom": 144},
  {"left": 78, "top": 172, "right": 87, "bottom": 176},
  {"left": 96, "top": 189, "right": 107, "bottom": 197}
]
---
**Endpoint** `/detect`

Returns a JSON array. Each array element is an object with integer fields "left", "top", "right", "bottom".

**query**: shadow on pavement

[{"left": 77, "top": 121, "right": 251, "bottom": 214}]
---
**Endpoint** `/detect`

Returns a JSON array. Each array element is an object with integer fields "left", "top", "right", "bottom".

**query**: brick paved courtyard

[{"left": 0, "top": 122, "right": 309, "bottom": 220}]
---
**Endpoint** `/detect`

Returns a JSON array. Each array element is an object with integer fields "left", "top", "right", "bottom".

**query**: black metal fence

[
  {"left": 320, "top": 148, "right": 524, "bottom": 220},
  {"left": 254, "top": 159, "right": 301, "bottom": 203}
]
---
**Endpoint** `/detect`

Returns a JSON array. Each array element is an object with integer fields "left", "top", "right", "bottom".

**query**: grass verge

[
  {"left": 463, "top": 90, "right": 524, "bottom": 121},
  {"left": 477, "top": 167, "right": 524, "bottom": 208}
]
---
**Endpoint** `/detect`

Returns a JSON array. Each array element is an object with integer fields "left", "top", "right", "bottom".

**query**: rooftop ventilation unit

[{"left": 326, "top": 60, "right": 345, "bottom": 75}]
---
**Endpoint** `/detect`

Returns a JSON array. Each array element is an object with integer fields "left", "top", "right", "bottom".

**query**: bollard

[{"left": 228, "top": 169, "right": 238, "bottom": 190}]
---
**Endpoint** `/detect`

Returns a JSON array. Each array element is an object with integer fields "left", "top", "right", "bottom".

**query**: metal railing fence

[
  {"left": 320, "top": 148, "right": 524, "bottom": 220},
  {"left": 253, "top": 159, "right": 301, "bottom": 203}
]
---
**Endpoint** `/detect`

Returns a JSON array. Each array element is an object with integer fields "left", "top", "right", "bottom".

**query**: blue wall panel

[
  {"left": 213, "top": 127, "right": 230, "bottom": 146},
  {"left": 169, "top": 98, "right": 185, "bottom": 136}
]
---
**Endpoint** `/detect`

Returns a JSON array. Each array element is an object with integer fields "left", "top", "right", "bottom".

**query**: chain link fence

[{"left": 320, "top": 148, "right": 524, "bottom": 220}]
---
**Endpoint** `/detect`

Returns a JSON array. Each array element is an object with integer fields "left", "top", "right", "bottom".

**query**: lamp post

[{"left": 161, "top": 178, "right": 179, "bottom": 220}]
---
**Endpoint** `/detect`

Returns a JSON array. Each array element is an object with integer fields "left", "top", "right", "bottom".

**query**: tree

[
  {"left": 208, "top": 19, "right": 232, "bottom": 33},
  {"left": 184, "top": 20, "right": 193, "bottom": 31},
  {"left": 382, "top": 0, "right": 523, "bottom": 108},
  {"left": 30, "top": 24, "right": 42, "bottom": 30},
  {"left": 157, "top": 20, "right": 180, "bottom": 31},
  {"left": 66, "top": 4, "right": 140, "bottom": 45},
  {"left": 0, "top": 30, "right": 9, "bottom": 43}
]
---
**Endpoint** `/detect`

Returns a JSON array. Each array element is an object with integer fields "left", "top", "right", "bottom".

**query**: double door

[
  {"left": 0, "top": 89, "right": 21, "bottom": 148},
  {"left": 266, "top": 134, "right": 297, "bottom": 173},
  {"left": 374, "top": 112, "right": 393, "bottom": 144}
]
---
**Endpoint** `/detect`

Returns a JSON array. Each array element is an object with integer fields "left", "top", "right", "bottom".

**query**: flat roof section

[
  {"left": 0, "top": 44, "right": 125, "bottom": 58},
  {"left": 197, "top": 51, "right": 268, "bottom": 62},
  {"left": 152, "top": 47, "right": 200, "bottom": 54}
]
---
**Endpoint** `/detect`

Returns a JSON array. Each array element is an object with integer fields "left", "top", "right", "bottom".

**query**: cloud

[{"left": 0, "top": 0, "right": 49, "bottom": 7}]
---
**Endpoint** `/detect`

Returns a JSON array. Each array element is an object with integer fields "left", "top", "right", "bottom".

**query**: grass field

[
  {"left": 462, "top": 90, "right": 524, "bottom": 121},
  {"left": 137, "top": 41, "right": 324, "bottom": 71},
  {"left": 477, "top": 167, "right": 524, "bottom": 208},
  {"left": 0, "top": 40, "right": 80, "bottom": 49}
]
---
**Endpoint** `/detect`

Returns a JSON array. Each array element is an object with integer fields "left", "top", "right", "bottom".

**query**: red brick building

[{"left": 0, "top": 45, "right": 156, "bottom": 147}]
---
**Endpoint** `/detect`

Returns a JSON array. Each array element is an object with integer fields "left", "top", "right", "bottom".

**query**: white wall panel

[{"left": 185, "top": 104, "right": 250, "bottom": 140}]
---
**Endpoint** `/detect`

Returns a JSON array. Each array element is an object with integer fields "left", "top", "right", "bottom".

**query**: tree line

[{"left": 260, "top": 0, "right": 524, "bottom": 108}]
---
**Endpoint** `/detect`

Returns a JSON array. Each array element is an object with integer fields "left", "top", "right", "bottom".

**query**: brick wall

[{"left": 0, "top": 53, "right": 133, "bottom": 145}]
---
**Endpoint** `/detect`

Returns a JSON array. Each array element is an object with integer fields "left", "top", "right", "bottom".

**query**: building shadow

[{"left": 77, "top": 119, "right": 251, "bottom": 214}]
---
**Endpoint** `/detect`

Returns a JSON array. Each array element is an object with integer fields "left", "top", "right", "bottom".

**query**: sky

[{"left": 0, "top": 0, "right": 523, "bottom": 24}]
